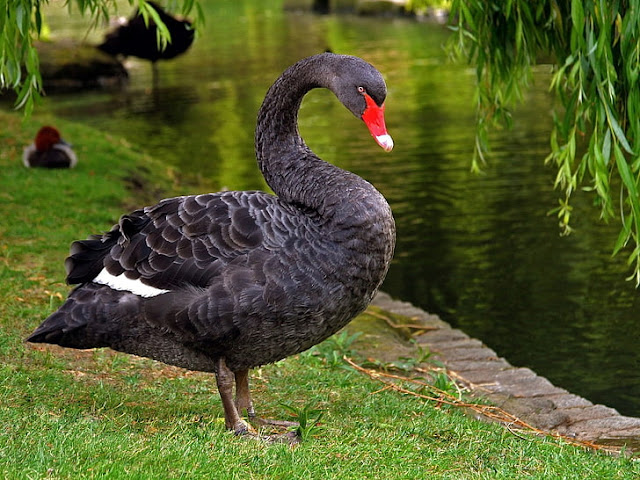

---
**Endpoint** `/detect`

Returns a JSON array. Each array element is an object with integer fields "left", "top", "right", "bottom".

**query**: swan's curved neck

[
  {"left": 255, "top": 59, "right": 317, "bottom": 158},
  {"left": 254, "top": 56, "right": 349, "bottom": 211}
]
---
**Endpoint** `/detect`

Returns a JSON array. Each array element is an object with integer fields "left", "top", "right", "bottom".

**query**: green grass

[{"left": 1, "top": 110, "right": 639, "bottom": 478}]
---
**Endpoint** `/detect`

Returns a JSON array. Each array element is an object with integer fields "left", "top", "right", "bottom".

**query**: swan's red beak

[{"left": 361, "top": 93, "right": 393, "bottom": 152}]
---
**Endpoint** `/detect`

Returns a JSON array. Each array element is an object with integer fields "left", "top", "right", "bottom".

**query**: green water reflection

[{"left": 26, "top": 0, "right": 640, "bottom": 416}]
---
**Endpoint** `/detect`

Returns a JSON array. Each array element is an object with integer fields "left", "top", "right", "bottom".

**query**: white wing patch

[{"left": 94, "top": 269, "right": 170, "bottom": 297}]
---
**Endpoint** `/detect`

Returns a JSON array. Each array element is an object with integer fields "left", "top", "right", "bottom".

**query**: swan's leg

[
  {"left": 216, "top": 361, "right": 298, "bottom": 443},
  {"left": 215, "top": 358, "right": 252, "bottom": 435},
  {"left": 234, "top": 370, "right": 256, "bottom": 419}
]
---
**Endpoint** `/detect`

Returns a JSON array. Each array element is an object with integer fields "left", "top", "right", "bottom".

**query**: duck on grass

[{"left": 23, "top": 126, "right": 78, "bottom": 169}]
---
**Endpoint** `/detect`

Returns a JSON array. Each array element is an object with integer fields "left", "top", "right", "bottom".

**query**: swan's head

[
  {"left": 328, "top": 54, "right": 394, "bottom": 152},
  {"left": 34, "top": 126, "right": 65, "bottom": 152}
]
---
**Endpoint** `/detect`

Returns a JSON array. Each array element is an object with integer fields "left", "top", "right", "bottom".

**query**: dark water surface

[{"left": 25, "top": 0, "right": 640, "bottom": 415}]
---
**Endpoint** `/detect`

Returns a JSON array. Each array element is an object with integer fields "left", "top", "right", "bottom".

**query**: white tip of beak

[{"left": 375, "top": 134, "right": 394, "bottom": 152}]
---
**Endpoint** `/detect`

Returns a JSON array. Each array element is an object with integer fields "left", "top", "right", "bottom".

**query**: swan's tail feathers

[
  {"left": 65, "top": 210, "right": 149, "bottom": 285},
  {"left": 65, "top": 234, "right": 117, "bottom": 285},
  {"left": 26, "top": 283, "right": 141, "bottom": 349}
]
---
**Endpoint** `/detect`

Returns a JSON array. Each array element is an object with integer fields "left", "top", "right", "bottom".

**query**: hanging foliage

[
  {"left": 449, "top": 0, "right": 640, "bottom": 284},
  {"left": 0, "top": 0, "right": 202, "bottom": 114}
]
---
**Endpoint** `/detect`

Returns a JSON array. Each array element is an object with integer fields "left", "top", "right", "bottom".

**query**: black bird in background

[{"left": 97, "top": 1, "right": 195, "bottom": 85}]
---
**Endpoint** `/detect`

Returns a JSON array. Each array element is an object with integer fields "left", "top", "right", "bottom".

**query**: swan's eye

[{"left": 357, "top": 86, "right": 365, "bottom": 94}]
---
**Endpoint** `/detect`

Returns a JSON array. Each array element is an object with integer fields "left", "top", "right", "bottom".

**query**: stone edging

[{"left": 371, "top": 292, "right": 640, "bottom": 443}]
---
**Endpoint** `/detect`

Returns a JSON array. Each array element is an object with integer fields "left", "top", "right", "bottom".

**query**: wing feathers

[{"left": 65, "top": 191, "right": 293, "bottom": 293}]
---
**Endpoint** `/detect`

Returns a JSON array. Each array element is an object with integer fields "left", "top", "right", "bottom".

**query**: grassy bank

[{"left": 0, "top": 110, "right": 638, "bottom": 479}]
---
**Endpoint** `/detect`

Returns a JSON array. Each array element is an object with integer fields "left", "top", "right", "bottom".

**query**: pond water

[{"left": 17, "top": 0, "right": 640, "bottom": 416}]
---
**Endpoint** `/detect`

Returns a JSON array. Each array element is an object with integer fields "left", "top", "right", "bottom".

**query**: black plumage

[
  {"left": 97, "top": 2, "right": 194, "bottom": 72},
  {"left": 28, "top": 53, "right": 396, "bottom": 437}
]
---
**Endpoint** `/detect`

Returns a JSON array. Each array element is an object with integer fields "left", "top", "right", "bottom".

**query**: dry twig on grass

[
  {"left": 344, "top": 356, "right": 621, "bottom": 455},
  {"left": 364, "top": 308, "right": 437, "bottom": 337}
]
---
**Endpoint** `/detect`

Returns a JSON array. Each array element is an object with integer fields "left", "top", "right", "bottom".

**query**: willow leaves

[{"left": 450, "top": 0, "right": 640, "bottom": 284}]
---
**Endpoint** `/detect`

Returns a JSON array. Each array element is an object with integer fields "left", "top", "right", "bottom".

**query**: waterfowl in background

[
  {"left": 27, "top": 53, "right": 396, "bottom": 439},
  {"left": 23, "top": 126, "right": 78, "bottom": 169},
  {"left": 97, "top": 1, "right": 194, "bottom": 83}
]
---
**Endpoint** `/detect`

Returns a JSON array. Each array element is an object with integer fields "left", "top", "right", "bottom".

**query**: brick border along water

[{"left": 371, "top": 292, "right": 640, "bottom": 444}]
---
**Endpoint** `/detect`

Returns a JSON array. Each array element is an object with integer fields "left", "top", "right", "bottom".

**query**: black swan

[
  {"left": 27, "top": 53, "right": 396, "bottom": 437},
  {"left": 23, "top": 126, "right": 78, "bottom": 169},
  {"left": 97, "top": 1, "right": 194, "bottom": 80}
]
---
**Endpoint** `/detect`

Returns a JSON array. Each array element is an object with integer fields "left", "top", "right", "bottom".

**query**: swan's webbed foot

[
  {"left": 255, "top": 418, "right": 299, "bottom": 429},
  {"left": 252, "top": 418, "right": 301, "bottom": 444},
  {"left": 232, "top": 418, "right": 301, "bottom": 444},
  {"left": 261, "top": 429, "right": 301, "bottom": 444}
]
